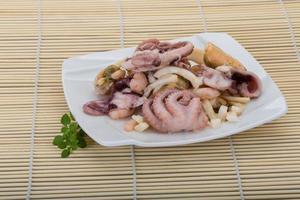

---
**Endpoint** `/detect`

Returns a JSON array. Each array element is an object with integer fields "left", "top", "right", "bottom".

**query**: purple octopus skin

[
  {"left": 122, "top": 39, "right": 194, "bottom": 72},
  {"left": 142, "top": 89, "right": 208, "bottom": 133},
  {"left": 194, "top": 65, "right": 262, "bottom": 98},
  {"left": 83, "top": 91, "right": 144, "bottom": 117}
]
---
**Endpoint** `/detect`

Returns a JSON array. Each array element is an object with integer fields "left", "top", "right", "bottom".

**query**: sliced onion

[
  {"left": 222, "top": 95, "right": 250, "bottom": 104},
  {"left": 218, "top": 105, "right": 228, "bottom": 121},
  {"left": 143, "top": 74, "right": 178, "bottom": 97},
  {"left": 202, "top": 99, "right": 217, "bottom": 120},
  {"left": 147, "top": 72, "right": 157, "bottom": 83},
  {"left": 226, "top": 111, "right": 239, "bottom": 122},
  {"left": 154, "top": 66, "right": 202, "bottom": 88},
  {"left": 152, "top": 84, "right": 164, "bottom": 94},
  {"left": 230, "top": 105, "right": 244, "bottom": 115}
]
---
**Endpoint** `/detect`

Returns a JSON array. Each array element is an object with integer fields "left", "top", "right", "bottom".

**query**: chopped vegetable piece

[
  {"left": 134, "top": 122, "right": 149, "bottom": 132},
  {"left": 218, "top": 105, "right": 228, "bottom": 121},
  {"left": 226, "top": 111, "right": 239, "bottom": 122},
  {"left": 154, "top": 67, "right": 202, "bottom": 88}
]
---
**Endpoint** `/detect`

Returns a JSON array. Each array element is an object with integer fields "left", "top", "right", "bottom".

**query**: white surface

[{"left": 62, "top": 33, "right": 287, "bottom": 147}]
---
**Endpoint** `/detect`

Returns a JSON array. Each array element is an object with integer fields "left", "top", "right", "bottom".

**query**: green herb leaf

[
  {"left": 61, "top": 126, "right": 68, "bottom": 133},
  {"left": 69, "top": 122, "right": 78, "bottom": 133},
  {"left": 54, "top": 112, "right": 88, "bottom": 158},
  {"left": 53, "top": 135, "right": 64, "bottom": 146},
  {"left": 78, "top": 137, "right": 87, "bottom": 148},
  {"left": 70, "top": 144, "right": 78, "bottom": 151},
  {"left": 61, "top": 114, "right": 71, "bottom": 126},
  {"left": 70, "top": 134, "right": 78, "bottom": 148},
  {"left": 61, "top": 148, "right": 70, "bottom": 158},
  {"left": 58, "top": 141, "right": 67, "bottom": 149},
  {"left": 63, "top": 129, "right": 70, "bottom": 138}
]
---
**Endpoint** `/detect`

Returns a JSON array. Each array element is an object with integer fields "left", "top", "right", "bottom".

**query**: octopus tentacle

[
  {"left": 202, "top": 66, "right": 232, "bottom": 91},
  {"left": 152, "top": 89, "right": 174, "bottom": 121},
  {"left": 131, "top": 50, "right": 160, "bottom": 67},
  {"left": 165, "top": 90, "right": 192, "bottom": 117},
  {"left": 169, "top": 41, "right": 194, "bottom": 57},
  {"left": 194, "top": 104, "right": 209, "bottom": 130},
  {"left": 82, "top": 100, "right": 110, "bottom": 116},
  {"left": 110, "top": 92, "right": 144, "bottom": 109},
  {"left": 142, "top": 99, "right": 166, "bottom": 132},
  {"left": 142, "top": 89, "right": 208, "bottom": 133},
  {"left": 83, "top": 89, "right": 144, "bottom": 119},
  {"left": 136, "top": 39, "right": 160, "bottom": 51},
  {"left": 186, "top": 98, "right": 203, "bottom": 131},
  {"left": 122, "top": 39, "right": 194, "bottom": 72}
]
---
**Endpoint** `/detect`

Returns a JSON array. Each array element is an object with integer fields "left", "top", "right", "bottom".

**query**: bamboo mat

[{"left": 0, "top": 0, "right": 300, "bottom": 199}]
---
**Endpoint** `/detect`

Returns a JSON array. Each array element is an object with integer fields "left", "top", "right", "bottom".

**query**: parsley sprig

[{"left": 53, "top": 113, "right": 87, "bottom": 158}]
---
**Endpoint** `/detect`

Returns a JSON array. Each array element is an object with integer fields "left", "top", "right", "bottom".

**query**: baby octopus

[
  {"left": 193, "top": 65, "right": 262, "bottom": 98},
  {"left": 83, "top": 91, "right": 144, "bottom": 119},
  {"left": 142, "top": 89, "right": 208, "bottom": 133},
  {"left": 122, "top": 39, "right": 194, "bottom": 72}
]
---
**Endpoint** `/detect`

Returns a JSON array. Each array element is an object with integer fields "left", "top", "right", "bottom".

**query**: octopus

[
  {"left": 83, "top": 91, "right": 144, "bottom": 119},
  {"left": 192, "top": 65, "right": 232, "bottom": 91},
  {"left": 142, "top": 89, "right": 208, "bottom": 133},
  {"left": 82, "top": 100, "right": 112, "bottom": 116},
  {"left": 212, "top": 66, "right": 262, "bottom": 98},
  {"left": 202, "top": 66, "right": 233, "bottom": 91},
  {"left": 113, "top": 78, "right": 131, "bottom": 92},
  {"left": 229, "top": 69, "right": 262, "bottom": 98},
  {"left": 193, "top": 65, "right": 262, "bottom": 98},
  {"left": 122, "top": 39, "right": 194, "bottom": 72}
]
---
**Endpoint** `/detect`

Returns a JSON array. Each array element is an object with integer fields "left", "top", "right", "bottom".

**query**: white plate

[{"left": 62, "top": 33, "right": 287, "bottom": 147}]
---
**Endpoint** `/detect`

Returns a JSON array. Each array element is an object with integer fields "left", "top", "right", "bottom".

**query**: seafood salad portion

[{"left": 83, "top": 39, "right": 262, "bottom": 133}]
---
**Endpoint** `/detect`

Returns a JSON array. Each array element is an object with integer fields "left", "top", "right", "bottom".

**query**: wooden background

[{"left": 0, "top": 0, "right": 300, "bottom": 199}]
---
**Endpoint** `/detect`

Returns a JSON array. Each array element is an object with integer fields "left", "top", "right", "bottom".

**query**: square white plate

[{"left": 62, "top": 33, "right": 287, "bottom": 147}]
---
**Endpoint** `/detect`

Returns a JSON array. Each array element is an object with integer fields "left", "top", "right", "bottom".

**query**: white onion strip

[
  {"left": 154, "top": 67, "right": 202, "bottom": 88},
  {"left": 222, "top": 96, "right": 250, "bottom": 104},
  {"left": 202, "top": 100, "right": 217, "bottom": 120},
  {"left": 143, "top": 74, "right": 178, "bottom": 97}
]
